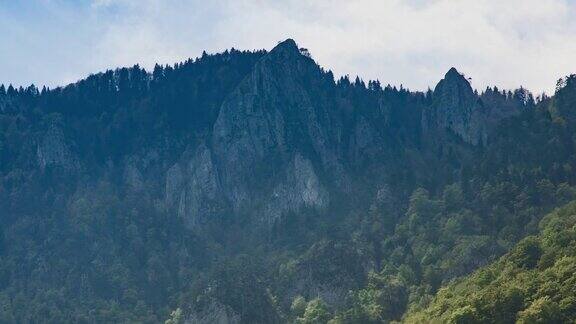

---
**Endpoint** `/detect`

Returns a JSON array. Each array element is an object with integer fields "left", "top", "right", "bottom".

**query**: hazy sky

[{"left": 1, "top": 0, "right": 575, "bottom": 94}]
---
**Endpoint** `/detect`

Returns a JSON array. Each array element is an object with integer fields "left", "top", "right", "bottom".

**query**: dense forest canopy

[
  {"left": 404, "top": 200, "right": 576, "bottom": 323},
  {"left": 1, "top": 39, "right": 576, "bottom": 323}
]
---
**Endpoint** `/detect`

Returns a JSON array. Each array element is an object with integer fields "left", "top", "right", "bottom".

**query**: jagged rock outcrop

[
  {"left": 165, "top": 143, "right": 223, "bottom": 227},
  {"left": 211, "top": 39, "right": 342, "bottom": 222},
  {"left": 264, "top": 153, "right": 329, "bottom": 224},
  {"left": 423, "top": 67, "right": 529, "bottom": 145},
  {"left": 423, "top": 68, "right": 488, "bottom": 145}
]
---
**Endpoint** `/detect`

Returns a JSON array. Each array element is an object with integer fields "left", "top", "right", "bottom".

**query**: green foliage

[
  {"left": 291, "top": 296, "right": 307, "bottom": 318},
  {"left": 448, "top": 305, "right": 479, "bottom": 324},
  {"left": 297, "top": 298, "right": 331, "bottom": 324},
  {"left": 329, "top": 272, "right": 407, "bottom": 323},
  {"left": 517, "top": 297, "right": 562, "bottom": 324},
  {"left": 509, "top": 236, "right": 542, "bottom": 269},
  {"left": 165, "top": 308, "right": 183, "bottom": 324},
  {"left": 405, "top": 201, "right": 576, "bottom": 323}
]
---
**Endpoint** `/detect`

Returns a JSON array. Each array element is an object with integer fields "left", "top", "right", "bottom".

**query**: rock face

[
  {"left": 423, "top": 68, "right": 487, "bottom": 144},
  {"left": 264, "top": 154, "right": 329, "bottom": 224},
  {"left": 210, "top": 39, "right": 340, "bottom": 223},
  {"left": 423, "top": 68, "right": 527, "bottom": 145},
  {"left": 165, "top": 144, "right": 223, "bottom": 227}
]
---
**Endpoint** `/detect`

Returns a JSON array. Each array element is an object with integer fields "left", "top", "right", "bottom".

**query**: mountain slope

[{"left": 404, "top": 200, "right": 576, "bottom": 324}]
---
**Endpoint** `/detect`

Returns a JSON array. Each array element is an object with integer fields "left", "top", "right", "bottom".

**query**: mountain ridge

[{"left": 1, "top": 39, "right": 573, "bottom": 323}]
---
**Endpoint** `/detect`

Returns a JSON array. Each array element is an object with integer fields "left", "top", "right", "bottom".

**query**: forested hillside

[
  {"left": 404, "top": 200, "right": 576, "bottom": 323},
  {"left": 1, "top": 39, "right": 576, "bottom": 323}
]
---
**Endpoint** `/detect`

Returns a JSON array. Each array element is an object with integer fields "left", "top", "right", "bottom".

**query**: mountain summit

[
  {"left": 444, "top": 66, "right": 466, "bottom": 80},
  {"left": 423, "top": 67, "right": 487, "bottom": 144},
  {"left": 271, "top": 38, "right": 300, "bottom": 54}
]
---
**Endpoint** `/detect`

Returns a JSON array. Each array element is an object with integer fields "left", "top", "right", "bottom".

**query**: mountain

[{"left": 0, "top": 39, "right": 575, "bottom": 323}]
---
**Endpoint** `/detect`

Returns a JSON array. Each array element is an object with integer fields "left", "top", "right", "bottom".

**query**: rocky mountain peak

[
  {"left": 263, "top": 38, "right": 313, "bottom": 73},
  {"left": 271, "top": 38, "right": 300, "bottom": 54},
  {"left": 435, "top": 67, "right": 473, "bottom": 97},
  {"left": 444, "top": 67, "right": 465, "bottom": 79},
  {"left": 209, "top": 37, "right": 337, "bottom": 223},
  {"left": 424, "top": 68, "right": 486, "bottom": 144}
]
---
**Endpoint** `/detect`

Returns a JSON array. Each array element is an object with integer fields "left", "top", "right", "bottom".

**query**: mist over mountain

[{"left": 1, "top": 39, "right": 575, "bottom": 323}]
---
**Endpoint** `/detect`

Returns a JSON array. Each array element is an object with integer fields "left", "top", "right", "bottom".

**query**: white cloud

[
  {"left": 2, "top": 0, "right": 576, "bottom": 94},
  {"left": 91, "top": 0, "right": 115, "bottom": 8}
]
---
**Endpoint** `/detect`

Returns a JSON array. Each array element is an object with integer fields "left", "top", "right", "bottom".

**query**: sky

[{"left": 1, "top": 0, "right": 576, "bottom": 95}]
